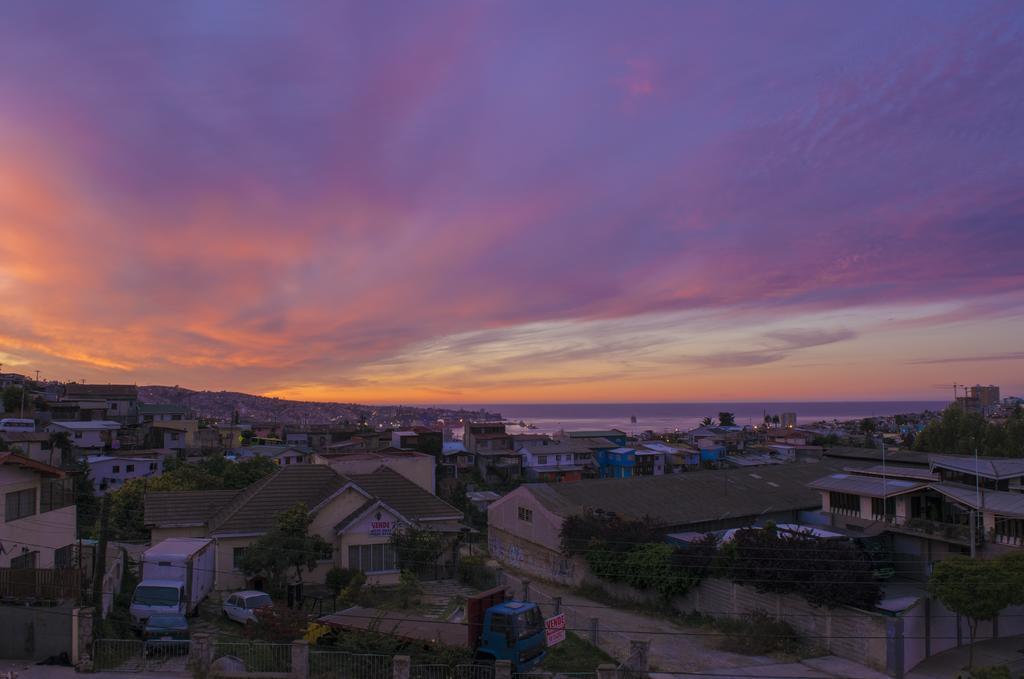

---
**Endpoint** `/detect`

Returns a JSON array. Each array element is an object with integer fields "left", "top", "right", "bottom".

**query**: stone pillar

[
  {"left": 494, "top": 659, "right": 512, "bottom": 679},
  {"left": 626, "top": 640, "right": 649, "bottom": 672},
  {"left": 290, "top": 640, "right": 309, "bottom": 679},
  {"left": 74, "top": 607, "right": 94, "bottom": 672},
  {"left": 393, "top": 655, "right": 410, "bottom": 679},
  {"left": 596, "top": 663, "right": 618, "bottom": 679},
  {"left": 589, "top": 617, "right": 599, "bottom": 645},
  {"left": 189, "top": 633, "right": 211, "bottom": 678}
]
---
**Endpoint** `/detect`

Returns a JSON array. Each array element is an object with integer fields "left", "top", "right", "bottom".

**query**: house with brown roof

[
  {"left": 62, "top": 383, "right": 139, "bottom": 424},
  {"left": 0, "top": 432, "right": 55, "bottom": 465},
  {"left": 488, "top": 459, "right": 849, "bottom": 586},
  {"left": 145, "top": 464, "right": 464, "bottom": 589}
]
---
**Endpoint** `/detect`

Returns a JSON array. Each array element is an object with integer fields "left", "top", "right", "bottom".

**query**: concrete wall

[
  {"left": 0, "top": 602, "right": 74, "bottom": 660},
  {"left": 901, "top": 595, "right": 1024, "bottom": 673},
  {"left": 488, "top": 486, "right": 564, "bottom": 555},
  {"left": 488, "top": 526, "right": 582, "bottom": 587}
]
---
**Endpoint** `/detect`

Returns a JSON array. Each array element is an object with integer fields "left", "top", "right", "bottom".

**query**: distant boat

[
  {"left": 519, "top": 420, "right": 526, "bottom": 427},
  {"left": 527, "top": 423, "right": 538, "bottom": 429}
]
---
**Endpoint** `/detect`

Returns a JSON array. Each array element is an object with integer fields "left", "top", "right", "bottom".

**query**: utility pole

[{"left": 92, "top": 495, "right": 111, "bottom": 610}]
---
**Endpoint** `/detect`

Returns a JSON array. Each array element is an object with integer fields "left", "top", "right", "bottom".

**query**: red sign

[{"left": 544, "top": 613, "right": 566, "bottom": 646}]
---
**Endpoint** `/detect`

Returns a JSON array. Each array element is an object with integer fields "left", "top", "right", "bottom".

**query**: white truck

[{"left": 130, "top": 538, "right": 215, "bottom": 626}]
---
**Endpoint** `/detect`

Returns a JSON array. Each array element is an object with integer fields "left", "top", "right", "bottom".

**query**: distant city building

[
  {"left": 956, "top": 385, "right": 1001, "bottom": 415},
  {"left": 779, "top": 412, "right": 797, "bottom": 428}
]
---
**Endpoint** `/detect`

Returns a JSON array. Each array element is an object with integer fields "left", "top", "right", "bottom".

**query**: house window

[
  {"left": 5, "top": 488, "right": 37, "bottom": 522},
  {"left": 871, "top": 497, "right": 895, "bottom": 518},
  {"left": 233, "top": 547, "right": 248, "bottom": 570},
  {"left": 170, "top": 433, "right": 180, "bottom": 441},
  {"left": 74, "top": 432, "right": 83, "bottom": 439},
  {"left": 347, "top": 544, "right": 396, "bottom": 573},
  {"left": 537, "top": 455, "right": 548, "bottom": 465},
  {"left": 126, "top": 464, "right": 135, "bottom": 473},
  {"left": 829, "top": 492, "right": 860, "bottom": 516},
  {"left": 149, "top": 463, "right": 157, "bottom": 471},
  {"left": 11, "top": 551, "right": 38, "bottom": 569},
  {"left": 112, "top": 465, "right": 120, "bottom": 473},
  {"left": 40, "top": 478, "right": 73, "bottom": 513},
  {"left": 55, "top": 544, "right": 76, "bottom": 569},
  {"left": 518, "top": 507, "right": 533, "bottom": 523}
]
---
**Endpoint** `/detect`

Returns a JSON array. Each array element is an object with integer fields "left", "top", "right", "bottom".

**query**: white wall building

[
  {"left": 85, "top": 455, "right": 164, "bottom": 495},
  {"left": 46, "top": 420, "right": 120, "bottom": 449}
]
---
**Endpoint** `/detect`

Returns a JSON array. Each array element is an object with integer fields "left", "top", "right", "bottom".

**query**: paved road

[{"left": 500, "top": 570, "right": 889, "bottom": 679}]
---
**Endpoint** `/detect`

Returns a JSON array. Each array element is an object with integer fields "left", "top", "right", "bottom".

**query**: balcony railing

[{"left": 894, "top": 517, "right": 977, "bottom": 544}]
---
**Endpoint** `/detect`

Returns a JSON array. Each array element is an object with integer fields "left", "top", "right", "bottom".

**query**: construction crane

[{"left": 932, "top": 383, "right": 963, "bottom": 404}]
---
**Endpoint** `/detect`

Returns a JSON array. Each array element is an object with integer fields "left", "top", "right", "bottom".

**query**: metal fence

[
  {"left": 409, "top": 664, "right": 495, "bottom": 679},
  {"left": 92, "top": 638, "right": 189, "bottom": 673},
  {"left": 309, "top": 650, "right": 392, "bottom": 679},
  {"left": 213, "top": 641, "right": 292, "bottom": 673}
]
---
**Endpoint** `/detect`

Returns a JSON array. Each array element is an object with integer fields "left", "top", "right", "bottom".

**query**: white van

[{"left": 0, "top": 418, "right": 35, "bottom": 433}]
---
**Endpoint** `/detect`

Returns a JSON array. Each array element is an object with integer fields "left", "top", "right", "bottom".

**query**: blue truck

[{"left": 322, "top": 587, "right": 546, "bottom": 671}]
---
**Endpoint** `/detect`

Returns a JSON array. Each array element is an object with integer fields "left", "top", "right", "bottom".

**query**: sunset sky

[{"left": 1, "top": 1, "right": 1023, "bottom": 404}]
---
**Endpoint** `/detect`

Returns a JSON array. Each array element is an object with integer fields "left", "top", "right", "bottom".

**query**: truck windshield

[
  {"left": 516, "top": 607, "right": 543, "bottom": 640},
  {"left": 133, "top": 586, "right": 180, "bottom": 607}
]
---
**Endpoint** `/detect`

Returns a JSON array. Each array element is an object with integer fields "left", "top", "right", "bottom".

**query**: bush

[
  {"left": 714, "top": 609, "right": 800, "bottom": 656},
  {"left": 244, "top": 603, "right": 311, "bottom": 642},
  {"left": 398, "top": 570, "right": 422, "bottom": 609},
  {"left": 342, "top": 571, "right": 367, "bottom": 604},
  {"left": 964, "top": 666, "right": 1011, "bottom": 679},
  {"left": 325, "top": 567, "right": 361, "bottom": 597}
]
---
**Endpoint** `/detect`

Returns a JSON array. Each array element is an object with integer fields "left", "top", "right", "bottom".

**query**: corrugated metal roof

[
  {"left": 808, "top": 473, "right": 928, "bottom": 498},
  {"left": 930, "top": 454, "right": 1024, "bottom": 480},
  {"left": 525, "top": 460, "right": 851, "bottom": 527},
  {"left": 932, "top": 483, "right": 1024, "bottom": 518}
]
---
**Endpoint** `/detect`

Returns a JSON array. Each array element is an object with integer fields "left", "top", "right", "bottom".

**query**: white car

[{"left": 221, "top": 590, "right": 272, "bottom": 624}]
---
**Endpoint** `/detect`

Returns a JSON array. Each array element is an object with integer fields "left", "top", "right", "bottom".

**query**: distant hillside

[{"left": 138, "top": 385, "right": 500, "bottom": 426}]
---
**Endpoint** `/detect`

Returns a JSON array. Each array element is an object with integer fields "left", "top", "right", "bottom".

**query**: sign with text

[
  {"left": 544, "top": 613, "right": 566, "bottom": 646},
  {"left": 368, "top": 520, "right": 396, "bottom": 537}
]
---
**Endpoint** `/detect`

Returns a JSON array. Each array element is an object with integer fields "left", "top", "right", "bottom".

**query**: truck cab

[
  {"left": 130, "top": 578, "right": 186, "bottom": 626},
  {"left": 476, "top": 601, "right": 546, "bottom": 672}
]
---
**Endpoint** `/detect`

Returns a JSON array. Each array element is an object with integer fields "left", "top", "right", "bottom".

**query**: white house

[
  {"left": 46, "top": 420, "right": 120, "bottom": 449},
  {"left": 1, "top": 453, "right": 76, "bottom": 569},
  {"left": 0, "top": 433, "right": 55, "bottom": 465},
  {"left": 85, "top": 455, "right": 164, "bottom": 495},
  {"left": 517, "top": 439, "right": 591, "bottom": 483}
]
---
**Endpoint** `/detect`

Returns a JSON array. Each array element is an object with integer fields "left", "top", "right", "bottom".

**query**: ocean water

[{"left": 452, "top": 401, "right": 948, "bottom": 436}]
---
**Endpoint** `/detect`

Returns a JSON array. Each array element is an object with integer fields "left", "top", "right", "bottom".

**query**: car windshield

[
  {"left": 245, "top": 594, "right": 272, "bottom": 609},
  {"left": 133, "top": 586, "right": 180, "bottom": 607},
  {"left": 516, "top": 607, "right": 543, "bottom": 640},
  {"left": 147, "top": 614, "right": 187, "bottom": 629}
]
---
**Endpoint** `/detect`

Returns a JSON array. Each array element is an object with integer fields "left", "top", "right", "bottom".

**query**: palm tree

[
  {"left": 771, "top": 414, "right": 780, "bottom": 427},
  {"left": 49, "top": 431, "right": 73, "bottom": 467},
  {"left": 700, "top": 417, "right": 714, "bottom": 427},
  {"left": 763, "top": 414, "right": 772, "bottom": 429}
]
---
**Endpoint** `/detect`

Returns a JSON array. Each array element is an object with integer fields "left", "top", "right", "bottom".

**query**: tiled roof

[
  {"left": 209, "top": 464, "right": 348, "bottom": 535},
  {"left": 144, "top": 490, "right": 241, "bottom": 527},
  {"left": 347, "top": 467, "right": 462, "bottom": 521},
  {"left": 522, "top": 459, "right": 852, "bottom": 527},
  {"left": 332, "top": 499, "right": 379, "bottom": 534}
]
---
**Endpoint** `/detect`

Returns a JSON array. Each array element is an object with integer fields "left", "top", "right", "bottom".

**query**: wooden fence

[{"left": 0, "top": 567, "right": 81, "bottom": 601}]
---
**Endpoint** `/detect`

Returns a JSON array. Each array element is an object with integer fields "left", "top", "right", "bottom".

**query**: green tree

[
  {"left": 2, "top": 385, "right": 25, "bottom": 414},
  {"left": 700, "top": 417, "right": 715, "bottom": 427},
  {"left": 717, "top": 412, "right": 737, "bottom": 427},
  {"left": 928, "top": 557, "right": 1012, "bottom": 668},
  {"left": 240, "top": 503, "right": 332, "bottom": 597},
  {"left": 390, "top": 525, "right": 446, "bottom": 575},
  {"left": 49, "top": 431, "right": 73, "bottom": 466}
]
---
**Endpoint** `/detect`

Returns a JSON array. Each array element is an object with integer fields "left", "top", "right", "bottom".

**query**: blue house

[{"left": 596, "top": 447, "right": 636, "bottom": 478}]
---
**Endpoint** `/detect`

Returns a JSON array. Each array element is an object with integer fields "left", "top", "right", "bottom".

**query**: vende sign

[
  {"left": 369, "top": 520, "right": 396, "bottom": 537},
  {"left": 544, "top": 613, "right": 566, "bottom": 646}
]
